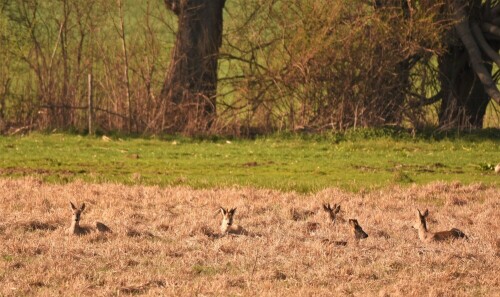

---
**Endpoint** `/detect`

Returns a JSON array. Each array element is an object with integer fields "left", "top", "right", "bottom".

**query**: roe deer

[
  {"left": 66, "top": 202, "right": 91, "bottom": 235},
  {"left": 414, "top": 209, "right": 467, "bottom": 242},
  {"left": 219, "top": 207, "right": 249, "bottom": 235},
  {"left": 66, "top": 202, "right": 112, "bottom": 235},
  {"left": 289, "top": 207, "right": 315, "bottom": 221},
  {"left": 349, "top": 219, "right": 368, "bottom": 240},
  {"left": 323, "top": 219, "right": 367, "bottom": 246},
  {"left": 323, "top": 203, "right": 342, "bottom": 223}
]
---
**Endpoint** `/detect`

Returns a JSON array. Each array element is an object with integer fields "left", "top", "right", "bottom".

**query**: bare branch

[
  {"left": 164, "top": 0, "right": 181, "bottom": 15},
  {"left": 219, "top": 53, "right": 269, "bottom": 72},
  {"left": 484, "top": 0, "right": 492, "bottom": 20},
  {"left": 482, "top": 32, "right": 500, "bottom": 41},
  {"left": 492, "top": 3, "right": 500, "bottom": 17},
  {"left": 408, "top": 91, "right": 443, "bottom": 108},
  {"left": 49, "top": 21, "right": 64, "bottom": 71},
  {"left": 117, "top": 0, "right": 132, "bottom": 132},
  {"left": 489, "top": 17, "right": 500, "bottom": 26},
  {"left": 481, "top": 22, "right": 500, "bottom": 37},
  {"left": 471, "top": 22, "right": 500, "bottom": 69}
]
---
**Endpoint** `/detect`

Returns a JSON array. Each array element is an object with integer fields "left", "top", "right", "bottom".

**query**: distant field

[
  {"left": 0, "top": 179, "right": 498, "bottom": 296},
  {"left": 0, "top": 131, "right": 498, "bottom": 192}
]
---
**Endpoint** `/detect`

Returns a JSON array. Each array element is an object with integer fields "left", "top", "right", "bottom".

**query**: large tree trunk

[
  {"left": 161, "top": 0, "right": 226, "bottom": 133},
  {"left": 438, "top": 46, "right": 491, "bottom": 129},
  {"left": 438, "top": 0, "right": 500, "bottom": 129}
]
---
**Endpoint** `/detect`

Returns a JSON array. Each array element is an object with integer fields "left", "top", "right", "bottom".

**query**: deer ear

[
  {"left": 335, "top": 205, "right": 341, "bottom": 214},
  {"left": 348, "top": 219, "right": 354, "bottom": 226},
  {"left": 230, "top": 208, "right": 237, "bottom": 214},
  {"left": 423, "top": 209, "right": 429, "bottom": 217},
  {"left": 220, "top": 207, "right": 226, "bottom": 215},
  {"left": 80, "top": 203, "right": 86, "bottom": 211},
  {"left": 70, "top": 202, "right": 77, "bottom": 210}
]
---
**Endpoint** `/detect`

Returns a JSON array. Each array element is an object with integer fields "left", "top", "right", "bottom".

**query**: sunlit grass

[
  {"left": 0, "top": 179, "right": 498, "bottom": 295},
  {"left": 0, "top": 130, "right": 498, "bottom": 192}
]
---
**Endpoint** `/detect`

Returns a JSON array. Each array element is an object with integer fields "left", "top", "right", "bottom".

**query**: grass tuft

[{"left": 393, "top": 171, "right": 414, "bottom": 183}]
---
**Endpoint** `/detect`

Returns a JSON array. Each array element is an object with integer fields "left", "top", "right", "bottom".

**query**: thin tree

[{"left": 117, "top": 0, "right": 132, "bottom": 133}]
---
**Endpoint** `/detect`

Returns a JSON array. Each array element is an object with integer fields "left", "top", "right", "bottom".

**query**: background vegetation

[{"left": 1, "top": 1, "right": 498, "bottom": 136}]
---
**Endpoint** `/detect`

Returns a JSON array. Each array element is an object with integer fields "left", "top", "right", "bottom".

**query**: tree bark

[
  {"left": 438, "top": 0, "right": 498, "bottom": 129},
  {"left": 438, "top": 47, "right": 491, "bottom": 129},
  {"left": 454, "top": 9, "right": 500, "bottom": 104},
  {"left": 161, "top": 0, "right": 226, "bottom": 133}
]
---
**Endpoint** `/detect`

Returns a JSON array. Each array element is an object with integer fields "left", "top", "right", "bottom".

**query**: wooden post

[{"left": 87, "top": 73, "right": 93, "bottom": 135}]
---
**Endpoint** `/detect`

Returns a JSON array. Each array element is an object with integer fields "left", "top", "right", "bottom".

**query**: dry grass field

[{"left": 0, "top": 178, "right": 499, "bottom": 296}]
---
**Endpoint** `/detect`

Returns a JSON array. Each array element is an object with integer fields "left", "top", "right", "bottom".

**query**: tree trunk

[
  {"left": 438, "top": 46, "right": 491, "bottom": 129},
  {"left": 161, "top": 0, "right": 226, "bottom": 133},
  {"left": 438, "top": 1, "right": 493, "bottom": 129}
]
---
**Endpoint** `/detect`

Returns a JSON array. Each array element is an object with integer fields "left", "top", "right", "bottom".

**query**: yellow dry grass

[{"left": 0, "top": 178, "right": 498, "bottom": 296}]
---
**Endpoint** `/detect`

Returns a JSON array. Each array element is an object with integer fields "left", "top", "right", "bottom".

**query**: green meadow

[{"left": 0, "top": 130, "right": 498, "bottom": 192}]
